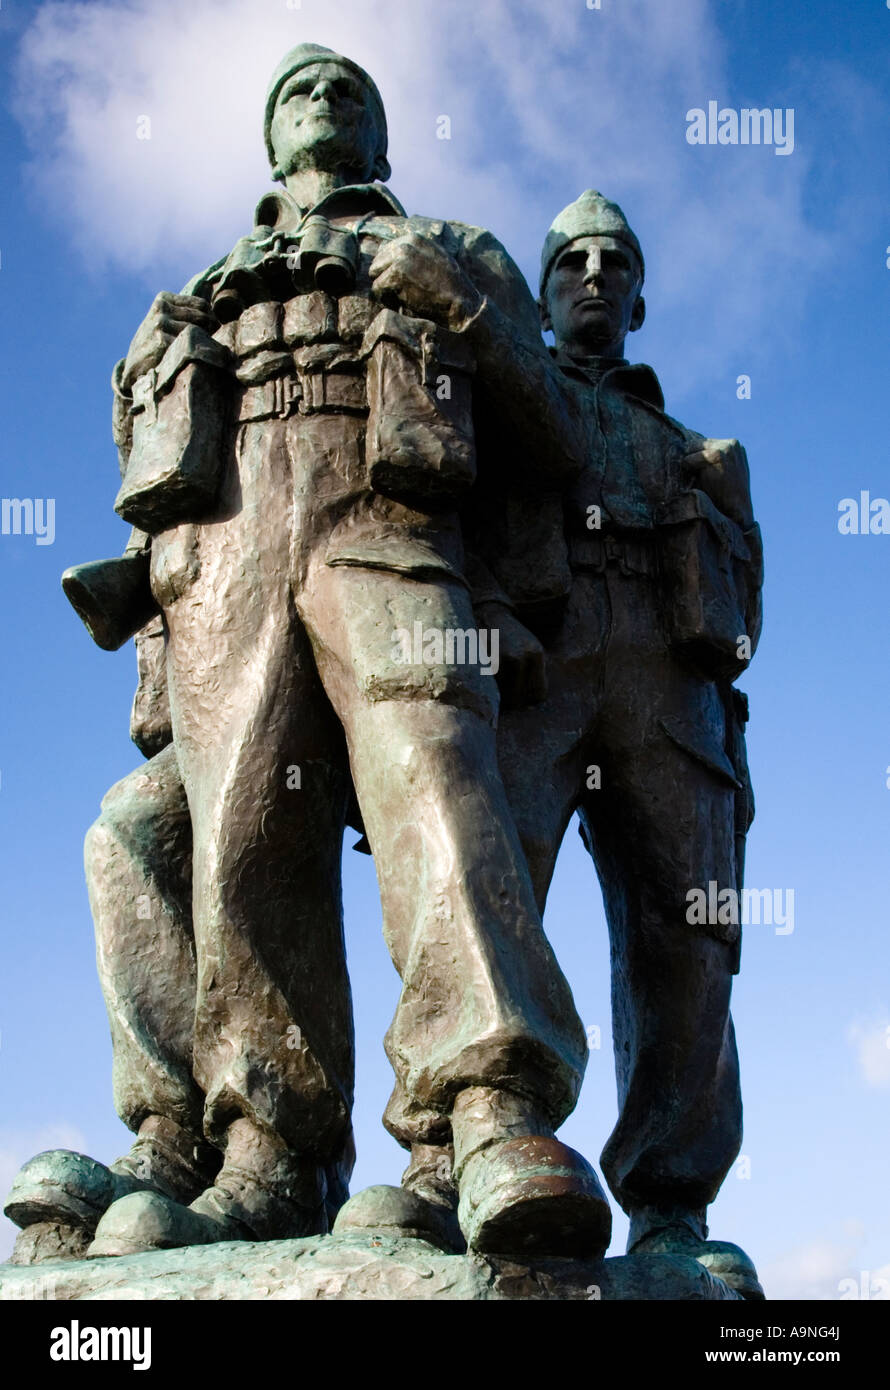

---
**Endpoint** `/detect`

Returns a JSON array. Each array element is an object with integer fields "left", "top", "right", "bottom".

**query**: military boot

[
  {"left": 87, "top": 1117, "right": 327, "bottom": 1256},
  {"left": 332, "top": 1142, "right": 464, "bottom": 1252},
  {"left": 627, "top": 1205, "right": 765, "bottom": 1300},
  {"left": 4, "top": 1115, "right": 218, "bottom": 1264},
  {"left": 452, "top": 1086, "right": 612, "bottom": 1260}
]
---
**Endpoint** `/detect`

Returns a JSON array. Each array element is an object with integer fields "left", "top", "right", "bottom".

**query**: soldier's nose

[
  {"left": 584, "top": 248, "right": 604, "bottom": 283},
  {"left": 311, "top": 79, "right": 337, "bottom": 102}
]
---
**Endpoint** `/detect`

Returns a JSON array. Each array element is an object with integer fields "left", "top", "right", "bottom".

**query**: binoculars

[
  {"left": 211, "top": 219, "right": 360, "bottom": 322},
  {"left": 295, "top": 217, "right": 360, "bottom": 298}
]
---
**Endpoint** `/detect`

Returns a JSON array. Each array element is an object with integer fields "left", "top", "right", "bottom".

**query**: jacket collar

[
  {"left": 552, "top": 348, "right": 665, "bottom": 411},
  {"left": 254, "top": 182, "right": 407, "bottom": 234}
]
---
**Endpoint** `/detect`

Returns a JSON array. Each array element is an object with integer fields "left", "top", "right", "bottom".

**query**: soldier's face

[
  {"left": 270, "top": 62, "right": 382, "bottom": 179},
  {"left": 542, "top": 235, "right": 644, "bottom": 357}
]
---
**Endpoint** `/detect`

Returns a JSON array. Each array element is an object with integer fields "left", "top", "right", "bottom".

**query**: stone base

[{"left": 0, "top": 1230, "right": 742, "bottom": 1300}]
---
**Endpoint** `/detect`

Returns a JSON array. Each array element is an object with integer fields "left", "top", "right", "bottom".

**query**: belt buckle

[
  {"left": 297, "top": 370, "right": 326, "bottom": 414},
  {"left": 274, "top": 375, "right": 301, "bottom": 418}
]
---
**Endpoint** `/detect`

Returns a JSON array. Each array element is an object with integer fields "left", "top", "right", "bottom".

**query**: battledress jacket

[{"left": 109, "top": 181, "right": 585, "bottom": 751}]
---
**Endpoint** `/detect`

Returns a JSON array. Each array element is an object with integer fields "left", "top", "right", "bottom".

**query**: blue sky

[{"left": 1, "top": 0, "right": 888, "bottom": 1298}]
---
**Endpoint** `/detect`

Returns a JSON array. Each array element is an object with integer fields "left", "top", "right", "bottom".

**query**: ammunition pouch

[
  {"left": 658, "top": 489, "right": 763, "bottom": 681},
  {"left": 114, "top": 326, "right": 233, "bottom": 534},
  {"left": 360, "top": 309, "right": 476, "bottom": 508}
]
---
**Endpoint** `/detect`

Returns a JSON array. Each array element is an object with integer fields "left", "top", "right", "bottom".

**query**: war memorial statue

[{"left": 2, "top": 44, "right": 764, "bottom": 1301}]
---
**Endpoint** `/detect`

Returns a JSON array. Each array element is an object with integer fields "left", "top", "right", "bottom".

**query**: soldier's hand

[
  {"left": 682, "top": 438, "right": 754, "bottom": 529},
  {"left": 369, "top": 231, "right": 483, "bottom": 329},
  {"left": 476, "top": 603, "right": 548, "bottom": 710},
  {"left": 121, "top": 292, "right": 218, "bottom": 392}
]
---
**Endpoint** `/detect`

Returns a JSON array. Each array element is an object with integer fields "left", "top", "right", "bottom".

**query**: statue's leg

[
  {"left": 584, "top": 707, "right": 742, "bottom": 1218},
  {"left": 89, "top": 421, "right": 355, "bottom": 1255},
  {"left": 303, "top": 557, "right": 611, "bottom": 1260},
  {"left": 340, "top": 681, "right": 594, "bottom": 1251},
  {"left": 495, "top": 573, "right": 608, "bottom": 912},
  {"left": 580, "top": 644, "right": 761, "bottom": 1296},
  {"left": 88, "top": 745, "right": 205, "bottom": 1158},
  {"left": 161, "top": 613, "right": 350, "bottom": 1240},
  {"left": 344, "top": 574, "right": 608, "bottom": 1249},
  {"left": 4, "top": 746, "right": 214, "bottom": 1263}
]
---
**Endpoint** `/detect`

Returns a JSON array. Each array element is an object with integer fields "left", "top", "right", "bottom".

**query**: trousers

[
  {"left": 87, "top": 405, "right": 588, "bottom": 1169},
  {"left": 496, "top": 567, "right": 747, "bottom": 1214}
]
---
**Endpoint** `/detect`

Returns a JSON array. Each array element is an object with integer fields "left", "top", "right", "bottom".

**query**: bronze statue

[
  {"left": 500, "top": 191, "right": 762, "bottom": 1297},
  {"left": 338, "top": 192, "right": 764, "bottom": 1298},
  {"left": 6, "top": 45, "right": 611, "bottom": 1267},
  {"left": 5, "top": 54, "right": 765, "bottom": 1301}
]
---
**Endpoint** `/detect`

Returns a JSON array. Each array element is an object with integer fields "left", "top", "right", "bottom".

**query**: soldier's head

[
  {"left": 539, "top": 191, "right": 646, "bottom": 359},
  {"left": 264, "top": 44, "right": 391, "bottom": 186}
]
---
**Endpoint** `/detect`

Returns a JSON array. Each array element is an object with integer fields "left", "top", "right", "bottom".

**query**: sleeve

[
  {"left": 111, "top": 358, "right": 134, "bottom": 478},
  {"left": 181, "top": 252, "right": 229, "bottom": 301},
  {"left": 452, "top": 225, "right": 586, "bottom": 489}
]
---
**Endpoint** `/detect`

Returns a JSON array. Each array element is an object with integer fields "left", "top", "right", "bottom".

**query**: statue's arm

[
  {"left": 464, "top": 550, "right": 548, "bottom": 707},
  {"left": 453, "top": 226, "right": 585, "bottom": 488},
  {"left": 368, "top": 223, "right": 585, "bottom": 488},
  {"left": 111, "top": 357, "right": 134, "bottom": 475}
]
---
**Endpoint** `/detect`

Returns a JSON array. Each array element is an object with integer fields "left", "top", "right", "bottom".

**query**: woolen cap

[
  {"left": 540, "top": 190, "right": 644, "bottom": 294},
  {"left": 264, "top": 44, "right": 388, "bottom": 168}
]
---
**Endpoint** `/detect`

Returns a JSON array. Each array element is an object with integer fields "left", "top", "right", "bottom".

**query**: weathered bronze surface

[{"left": 4, "top": 47, "right": 763, "bottom": 1300}]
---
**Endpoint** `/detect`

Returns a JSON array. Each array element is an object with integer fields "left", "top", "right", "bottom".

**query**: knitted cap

[
  {"left": 540, "top": 190, "right": 644, "bottom": 293},
  {"left": 264, "top": 44, "right": 387, "bottom": 168}
]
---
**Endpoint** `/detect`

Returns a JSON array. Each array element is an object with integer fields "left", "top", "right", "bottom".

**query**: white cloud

[
  {"left": 8, "top": 0, "right": 881, "bottom": 397},
  {"left": 848, "top": 1019, "right": 890, "bottom": 1089},
  {"left": 761, "top": 1220, "right": 890, "bottom": 1301},
  {"left": 11, "top": 0, "right": 454, "bottom": 282},
  {"left": 0, "top": 1123, "right": 90, "bottom": 1262}
]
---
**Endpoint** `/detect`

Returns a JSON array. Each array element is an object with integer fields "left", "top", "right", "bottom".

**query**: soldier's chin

[
  {"left": 301, "top": 132, "right": 366, "bottom": 170},
  {"left": 572, "top": 308, "right": 613, "bottom": 343}
]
